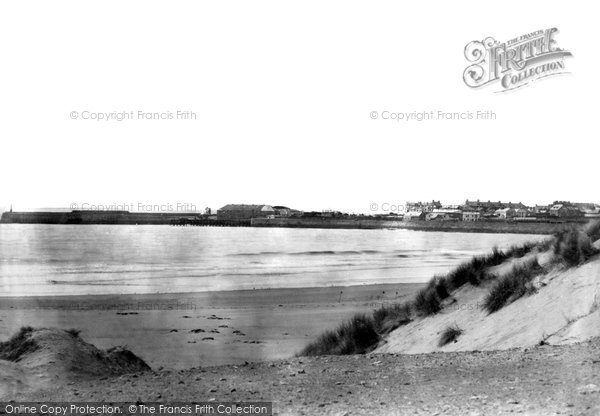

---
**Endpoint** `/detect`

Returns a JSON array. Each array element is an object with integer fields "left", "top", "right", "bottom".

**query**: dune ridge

[{"left": 0, "top": 327, "right": 149, "bottom": 397}]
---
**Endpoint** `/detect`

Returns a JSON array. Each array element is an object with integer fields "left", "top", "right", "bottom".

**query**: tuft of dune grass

[
  {"left": 0, "top": 326, "right": 38, "bottom": 362},
  {"left": 483, "top": 257, "right": 544, "bottom": 314},
  {"left": 429, "top": 276, "right": 450, "bottom": 300},
  {"left": 553, "top": 227, "right": 599, "bottom": 267},
  {"left": 444, "top": 245, "right": 528, "bottom": 290},
  {"left": 373, "top": 302, "right": 412, "bottom": 334},
  {"left": 438, "top": 325, "right": 463, "bottom": 346},
  {"left": 65, "top": 328, "right": 82, "bottom": 338},
  {"left": 505, "top": 241, "right": 540, "bottom": 258},
  {"left": 299, "top": 314, "right": 379, "bottom": 356},
  {"left": 414, "top": 286, "right": 442, "bottom": 316}
]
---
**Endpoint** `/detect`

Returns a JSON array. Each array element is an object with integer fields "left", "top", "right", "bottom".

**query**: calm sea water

[{"left": 0, "top": 225, "right": 545, "bottom": 296}]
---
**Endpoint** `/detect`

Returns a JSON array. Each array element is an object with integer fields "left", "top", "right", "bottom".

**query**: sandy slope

[{"left": 376, "top": 253, "right": 600, "bottom": 355}]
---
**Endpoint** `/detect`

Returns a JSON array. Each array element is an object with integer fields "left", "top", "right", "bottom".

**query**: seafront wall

[{"left": 250, "top": 217, "right": 581, "bottom": 235}]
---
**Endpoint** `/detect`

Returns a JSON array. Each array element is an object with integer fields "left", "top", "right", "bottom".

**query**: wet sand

[{"left": 0, "top": 283, "right": 423, "bottom": 369}]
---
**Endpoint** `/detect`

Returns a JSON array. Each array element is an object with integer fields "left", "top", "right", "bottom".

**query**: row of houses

[
  {"left": 405, "top": 200, "right": 600, "bottom": 222},
  {"left": 467, "top": 200, "right": 600, "bottom": 219}
]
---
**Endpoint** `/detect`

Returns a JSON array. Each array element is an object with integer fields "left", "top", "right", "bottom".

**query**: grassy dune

[{"left": 299, "top": 220, "right": 600, "bottom": 357}]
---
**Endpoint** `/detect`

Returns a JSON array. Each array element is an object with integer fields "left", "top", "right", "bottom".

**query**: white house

[
  {"left": 494, "top": 208, "right": 515, "bottom": 219},
  {"left": 461, "top": 211, "right": 481, "bottom": 222}
]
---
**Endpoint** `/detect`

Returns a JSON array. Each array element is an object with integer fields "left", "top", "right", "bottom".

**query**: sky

[{"left": 0, "top": 1, "right": 597, "bottom": 214}]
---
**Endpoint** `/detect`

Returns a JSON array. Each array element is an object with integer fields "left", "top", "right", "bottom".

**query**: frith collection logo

[{"left": 463, "top": 28, "right": 572, "bottom": 92}]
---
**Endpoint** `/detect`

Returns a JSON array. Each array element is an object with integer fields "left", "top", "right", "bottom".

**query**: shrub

[
  {"left": 299, "top": 314, "right": 379, "bottom": 356},
  {"left": 438, "top": 325, "right": 463, "bottom": 346},
  {"left": 0, "top": 326, "right": 37, "bottom": 362},
  {"left": 483, "top": 258, "right": 544, "bottom": 313}
]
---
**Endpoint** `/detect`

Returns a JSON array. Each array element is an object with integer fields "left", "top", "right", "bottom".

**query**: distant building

[
  {"left": 494, "top": 208, "right": 516, "bottom": 219},
  {"left": 217, "top": 204, "right": 275, "bottom": 221},
  {"left": 463, "top": 200, "right": 527, "bottom": 213},
  {"left": 549, "top": 204, "right": 584, "bottom": 218},
  {"left": 405, "top": 200, "right": 442, "bottom": 213},
  {"left": 404, "top": 211, "right": 426, "bottom": 221},
  {"left": 514, "top": 208, "right": 528, "bottom": 219},
  {"left": 271, "top": 206, "right": 304, "bottom": 217},
  {"left": 581, "top": 205, "right": 600, "bottom": 218},
  {"left": 573, "top": 203, "right": 600, "bottom": 218},
  {"left": 272, "top": 206, "right": 292, "bottom": 217},
  {"left": 426, "top": 209, "right": 461, "bottom": 221},
  {"left": 461, "top": 211, "right": 481, "bottom": 222}
]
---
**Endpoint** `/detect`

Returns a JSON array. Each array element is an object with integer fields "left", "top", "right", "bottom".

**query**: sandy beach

[
  {"left": 8, "top": 334, "right": 600, "bottom": 415},
  {"left": 0, "top": 283, "right": 423, "bottom": 369}
]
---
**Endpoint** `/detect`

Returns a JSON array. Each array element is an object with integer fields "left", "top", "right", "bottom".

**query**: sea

[{"left": 0, "top": 224, "right": 546, "bottom": 296}]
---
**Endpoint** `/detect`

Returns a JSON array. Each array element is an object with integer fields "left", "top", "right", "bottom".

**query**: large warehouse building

[{"left": 216, "top": 204, "right": 276, "bottom": 221}]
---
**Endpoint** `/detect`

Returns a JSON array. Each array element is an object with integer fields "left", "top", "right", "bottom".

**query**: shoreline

[{"left": 0, "top": 283, "right": 421, "bottom": 306}]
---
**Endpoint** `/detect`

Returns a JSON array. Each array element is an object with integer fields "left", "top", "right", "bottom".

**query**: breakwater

[{"left": 0, "top": 211, "right": 202, "bottom": 225}]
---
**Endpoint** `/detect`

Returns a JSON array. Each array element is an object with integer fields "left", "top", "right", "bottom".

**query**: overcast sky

[{"left": 0, "top": 1, "right": 596, "bottom": 214}]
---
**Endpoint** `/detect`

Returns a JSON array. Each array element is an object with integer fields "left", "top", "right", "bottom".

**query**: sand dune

[
  {"left": 0, "top": 327, "right": 149, "bottom": 397},
  {"left": 376, "top": 249, "right": 600, "bottom": 355}
]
